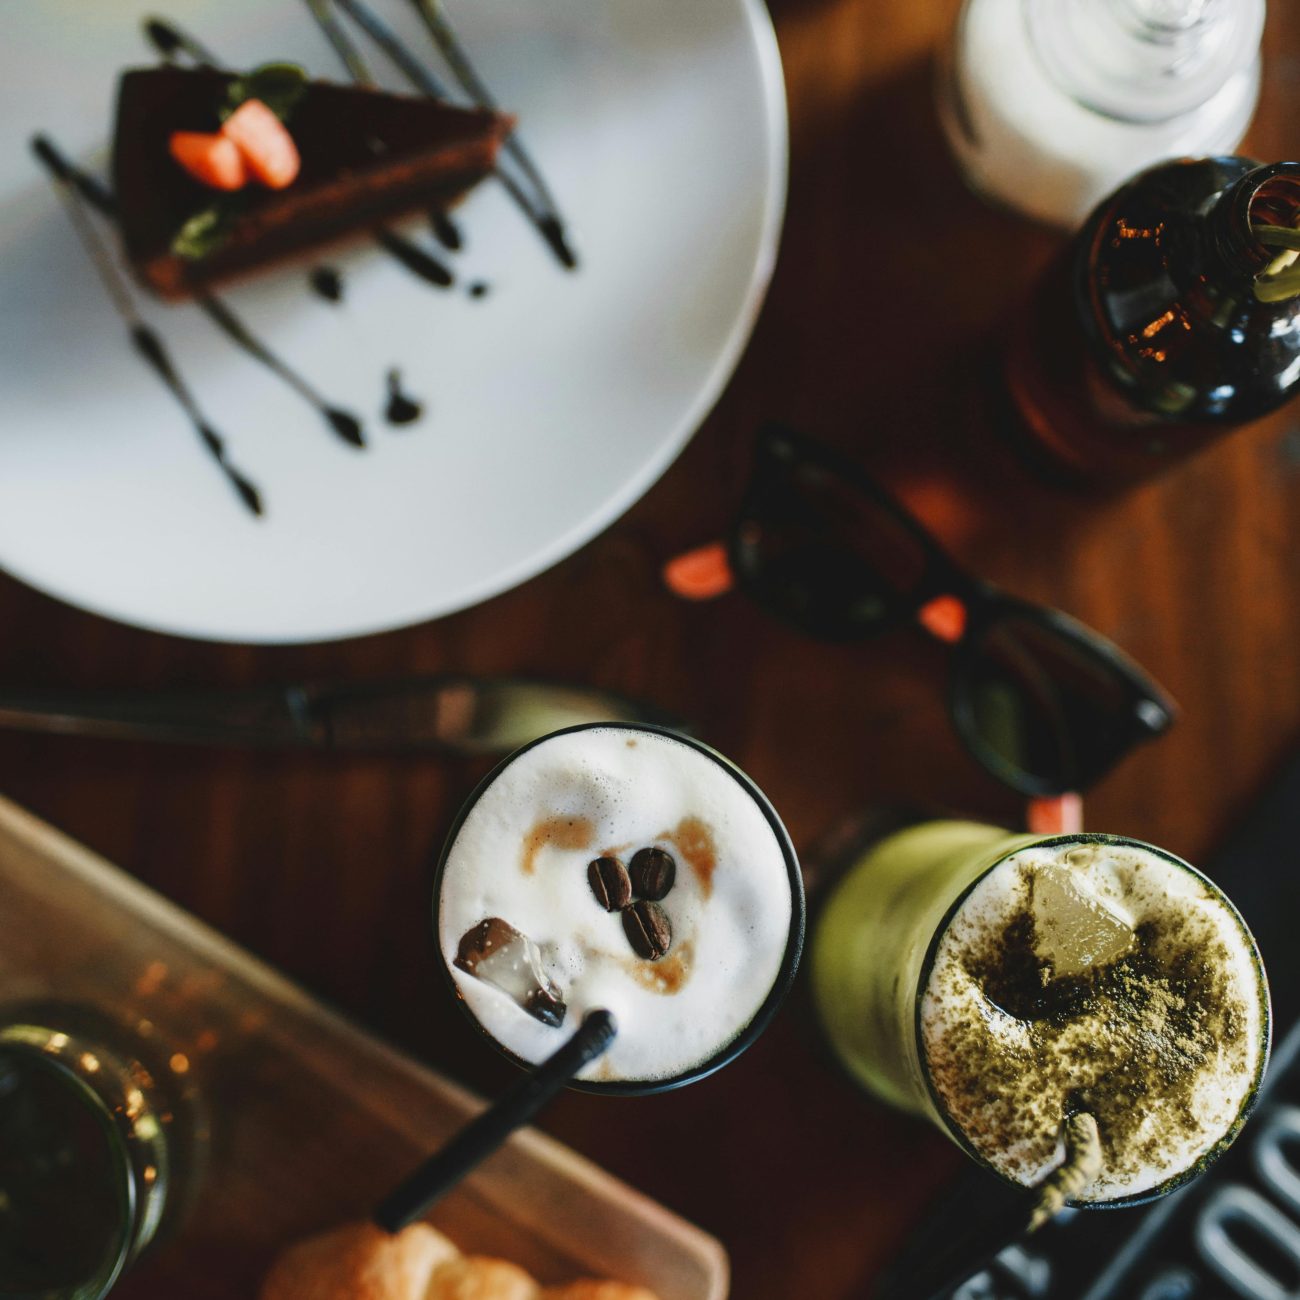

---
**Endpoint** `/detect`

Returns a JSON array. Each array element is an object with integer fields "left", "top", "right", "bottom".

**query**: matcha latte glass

[{"left": 812, "top": 820, "right": 1271, "bottom": 1206}]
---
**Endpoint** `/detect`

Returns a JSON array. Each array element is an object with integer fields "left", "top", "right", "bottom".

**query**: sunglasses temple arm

[
  {"left": 663, "top": 541, "right": 735, "bottom": 601},
  {"left": 1026, "top": 792, "right": 1084, "bottom": 836}
]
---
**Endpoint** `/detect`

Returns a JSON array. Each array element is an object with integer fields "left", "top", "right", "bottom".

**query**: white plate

[{"left": 0, "top": 0, "right": 785, "bottom": 643}]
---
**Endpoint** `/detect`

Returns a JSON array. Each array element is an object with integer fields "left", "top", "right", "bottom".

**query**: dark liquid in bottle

[
  {"left": 1006, "top": 158, "right": 1300, "bottom": 482},
  {"left": 0, "top": 1048, "right": 129, "bottom": 1294}
]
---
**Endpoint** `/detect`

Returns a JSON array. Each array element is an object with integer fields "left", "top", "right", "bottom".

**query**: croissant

[
  {"left": 260, "top": 1222, "right": 458, "bottom": 1300},
  {"left": 425, "top": 1256, "right": 538, "bottom": 1300},
  {"left": 540, "top": 1284, "right": 663, "bottom": 1300},
  {"left": 259, "top": 1221, "right": 661, "bottom": 1300}
]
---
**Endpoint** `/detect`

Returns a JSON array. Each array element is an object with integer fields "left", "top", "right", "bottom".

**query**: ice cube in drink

[{"left": 1031, "top": 860, "right": 1134, "bottom": 978}]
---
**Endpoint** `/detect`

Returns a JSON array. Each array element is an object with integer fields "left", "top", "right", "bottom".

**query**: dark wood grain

[{"left": 3, "top": 2, "right": 1299, "bottom": 1296}]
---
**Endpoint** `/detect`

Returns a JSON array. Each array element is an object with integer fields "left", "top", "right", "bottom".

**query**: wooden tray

[{"left": 0, "top": 795, "right": 728, "bottom": 1299}]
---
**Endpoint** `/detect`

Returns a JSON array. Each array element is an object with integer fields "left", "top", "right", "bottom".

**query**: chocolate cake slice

[{"left": 113, "top": 66, "right": 511, "bottom": 298}]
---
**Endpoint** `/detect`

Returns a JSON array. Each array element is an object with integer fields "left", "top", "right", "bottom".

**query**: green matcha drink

[{"left": 812, "top": 821, "right": 1271, "bottom": 1204}]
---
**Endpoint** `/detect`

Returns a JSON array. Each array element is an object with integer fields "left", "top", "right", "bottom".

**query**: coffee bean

[
  {"left": 588, "top": 856, "right": 632, "bottom": 912},
  {"left": 623, "top": 899, "right": 672, "bottom": 961},
  {"left": 630, "top": 847, "right": 676, "bottom": 900}
]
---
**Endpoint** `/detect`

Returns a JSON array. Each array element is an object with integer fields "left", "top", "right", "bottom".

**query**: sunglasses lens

[
  {"left": 734, "top": 451, "right": 930, "bottom": 639},
  {"left": 955, "top": 613, "right": 1149, "bottom": 792}
]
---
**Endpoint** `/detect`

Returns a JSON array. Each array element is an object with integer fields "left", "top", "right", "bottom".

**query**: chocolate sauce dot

[
  {"left": 384, "top": 369, "right": 423, "bottom": 427},
  {"left": 309, "top": 266, "right": 344, "bottom": 303},
  {"left": 468, "top": 281, "right": 490, "bottom": 300}
]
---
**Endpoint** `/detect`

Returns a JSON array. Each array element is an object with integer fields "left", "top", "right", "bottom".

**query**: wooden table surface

[{"left": 4, "top": 2, "right": 1300, "bottom": 1296}]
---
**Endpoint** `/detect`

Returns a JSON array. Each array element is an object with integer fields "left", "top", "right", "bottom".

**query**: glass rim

[
  {"left": 0, "top": 1030, "right": 137, "bottom": 1300},
  {"left": 910, "top": 831, "right": 1273, "bottom": 1208},
  {"left": 430, "top": 721, "right": 806, "bottom": 1097}
]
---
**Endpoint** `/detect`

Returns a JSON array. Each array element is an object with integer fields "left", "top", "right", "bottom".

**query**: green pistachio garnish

[
  {"left": 222, "top": 62, "right": 309, "bottom": 122},
  {"left": 171, "top": 206, "right": 236, "bottom": 261}
]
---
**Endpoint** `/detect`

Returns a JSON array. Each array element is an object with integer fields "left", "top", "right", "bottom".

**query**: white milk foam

[
  {"left": 438, "top": 728, "right": 794, "bottom": 1083},
  {"left": 921, "top": 839, "right": 1268, "bottom": 1202}
]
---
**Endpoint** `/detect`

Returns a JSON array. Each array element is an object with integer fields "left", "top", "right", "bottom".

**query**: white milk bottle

[{"left": 937, "top": 0, "right": 1266, "bottom": 227}]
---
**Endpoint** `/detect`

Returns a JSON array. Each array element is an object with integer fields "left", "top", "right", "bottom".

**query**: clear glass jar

[{"left": 937, "top": 0, "right": 1265, "bottom": 227}]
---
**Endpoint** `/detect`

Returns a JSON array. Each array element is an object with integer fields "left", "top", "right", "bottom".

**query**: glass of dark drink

[{"left": 0, "top": 1001, "right": 203, "bottom": 1299}]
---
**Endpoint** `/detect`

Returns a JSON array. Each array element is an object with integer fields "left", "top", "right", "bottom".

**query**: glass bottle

[
  {"left": 0, "top": 1000, "right": 205, "bottom": 1299},
  {"left": 938, "top": 0, "right": 1265, "bottom": 228},
  {"left": 1004, "top": 158, "right": 1300, "bottom": 483}
]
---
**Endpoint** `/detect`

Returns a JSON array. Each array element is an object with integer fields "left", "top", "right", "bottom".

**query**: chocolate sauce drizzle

[
  {"left": 302, "top": 0, "right": 371, "bottom": 84},
  {"left": 328, "top": 0, "right": 578, "bottom": 269},
  {"left": 405, "top": 0, "right": 578, "bottom": 269},
  {"left": 143, "top": 16, "right": 218, "bottom": 69},
  {"left": 196, "top": 294, "right": 366, "bottom": 447},
  {"left": 374, "top": 228, "right": 453, "bottom": 288},
  {"left": 384, "top": 369, "right": 423, "bottom": 426},
  {"left": 429, "top": 208, "right": 462, "bottom": 252},
  {"left": 30, "top": 135, "right": 264, "bottom": 517},
  {"left": 130, "top": 324, "right": 265, "bottom": 515},
  {"left": 32, "top": 134, "right": 118, "bottom": 219},
  {"left": 38, "top": 129, "right": 364, "bottom": 455}
]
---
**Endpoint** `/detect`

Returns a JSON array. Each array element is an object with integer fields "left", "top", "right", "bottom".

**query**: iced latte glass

[
  {"left": 434, "top": 723, "right": 805, "bottom": 1095},
  {"left": 813, "top": 821, "right": 1270, "bottom": 1205}
]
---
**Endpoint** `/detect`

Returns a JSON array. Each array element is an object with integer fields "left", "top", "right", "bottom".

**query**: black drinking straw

[
  {"left": 875, "top": 1112, "right": 1101, "bottom": 1300},
  {"left": 374, "top": 1009, "right": 617, "bottom": 1233}
]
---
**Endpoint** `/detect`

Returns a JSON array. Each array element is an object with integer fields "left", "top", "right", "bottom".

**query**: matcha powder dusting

[{"left": 919, "top": 840, "right": 1268, "bottom": 1201}]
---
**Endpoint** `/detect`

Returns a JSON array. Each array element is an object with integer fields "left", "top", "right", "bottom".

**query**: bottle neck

[
  {"left": 1024, "top": 0, "right": 1264, "bottom": 124},
  {"left": 1208, "top": 163, "right": 1300, "bottom": 293}
]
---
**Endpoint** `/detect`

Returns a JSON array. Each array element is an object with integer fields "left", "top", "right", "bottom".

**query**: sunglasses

[{"left": 666, "top": 425, "right": 1176, "bottom": 802}]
